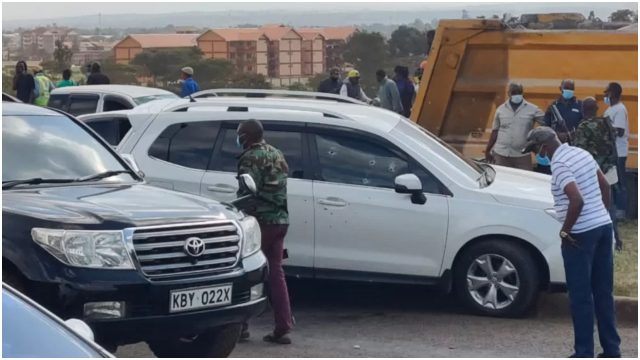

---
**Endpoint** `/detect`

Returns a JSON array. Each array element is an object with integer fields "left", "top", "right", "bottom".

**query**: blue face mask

[
  {"left": 536, "top": 154, "right": 551, "bottom": 166},
  {"left": 561, "top": 89, "right": 574, "bottom": 100},
  {"left": 510, "top": 94, "right": 523, "bottom": 104},
  {"left": 236, "top": 135, "right": 243, "bottom": 149},
  {"left": 604, "top": 96, "right": 611, "bottom": 106}
]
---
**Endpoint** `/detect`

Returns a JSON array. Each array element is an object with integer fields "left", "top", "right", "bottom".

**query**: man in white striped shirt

[{"left": 523, "top": 127, "right": 620, "bottom": 358}]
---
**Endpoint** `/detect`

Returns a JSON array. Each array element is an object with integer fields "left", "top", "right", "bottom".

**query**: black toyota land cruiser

[{"left": 2, "top": 103, "right": 268, "bottom": 357}]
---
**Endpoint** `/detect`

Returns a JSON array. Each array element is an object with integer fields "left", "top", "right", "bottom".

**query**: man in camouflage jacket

[
  {"left": 236, "top": 119, "right": 293, "bottom": 344},
  {"left": 574, "top": 97, "right": 622, "bottom": 250}
]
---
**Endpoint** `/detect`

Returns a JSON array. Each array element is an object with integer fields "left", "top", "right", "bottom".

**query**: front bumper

[{"left": 26, "top": 251, "right": 268, "bottom": 346}]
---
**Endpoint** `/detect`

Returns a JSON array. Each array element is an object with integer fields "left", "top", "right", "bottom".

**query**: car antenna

[{"left": 189, "top": 95, "right": 196, "bottom": 103}]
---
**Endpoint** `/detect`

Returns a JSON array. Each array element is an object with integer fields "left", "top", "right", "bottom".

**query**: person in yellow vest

[{"left": 33, "top": 66, "right": 55, "bottom": 107}]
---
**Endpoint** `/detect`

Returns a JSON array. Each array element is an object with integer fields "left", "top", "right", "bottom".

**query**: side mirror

[
  {"left": 64, "top": 318, "right": 95, "bottom": 342},
  {"left": 120, "top": 153, "right": 145, "bottom": 178},
  {"left": 238, "top": 174, "right": 257, "bottom": 195},
  {"left": 394, "top": 174, "right": 426, "bottom": 205}
]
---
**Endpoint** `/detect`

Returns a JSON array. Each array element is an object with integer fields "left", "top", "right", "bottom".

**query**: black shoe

[
  {"left": 263, "top": 332, "right": 292, "bottom": 345},
  {"left": 597, "top": 353, "right": 621, "bottom": 358}
]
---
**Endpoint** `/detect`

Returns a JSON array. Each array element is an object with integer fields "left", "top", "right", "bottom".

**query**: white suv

[{"left": 83, "top": 91, "right": 565, "bottom": 317}]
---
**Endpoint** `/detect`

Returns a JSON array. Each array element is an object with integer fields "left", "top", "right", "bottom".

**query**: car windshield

[
  {"left": 133, "top": 94, "right": 179, "bottom": 105},
  {"left": 2, "top": 114, "right": 135, "bottom": 185},
  {"left": 3, "top": 289, "right": 106, "bottom": 358},
  {"left": 393, "top": 119, "right": 483, "bottom": 178}
]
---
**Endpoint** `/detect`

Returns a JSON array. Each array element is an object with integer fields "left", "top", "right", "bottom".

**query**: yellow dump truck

[{"left": 412, "top": 19, "right": 638, "bottom": 217}]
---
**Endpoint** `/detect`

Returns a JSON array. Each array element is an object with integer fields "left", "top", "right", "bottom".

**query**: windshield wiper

[
  {"left": 76, "top": 170, "right": 136, "bottom": 182},
  {"left": 2, "top": 178, "right": 78, "bottom": 190}
]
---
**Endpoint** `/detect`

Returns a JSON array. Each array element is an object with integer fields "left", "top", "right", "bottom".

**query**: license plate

[{"left": 170, "top": 284, "right": 232, "bottom": 313}]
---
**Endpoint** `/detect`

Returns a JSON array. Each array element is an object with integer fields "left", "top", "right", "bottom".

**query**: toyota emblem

[{"left": 184, "top": 237, "right": 206, "bottom": 258}]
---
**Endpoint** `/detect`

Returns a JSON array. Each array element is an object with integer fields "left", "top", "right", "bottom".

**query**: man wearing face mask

[
  {"left": 523, "top": 127, "right": 620, "bottom": 358},
  {"left": 235, "top": 120, "right": 293, "bottom": 345},
  {"left": 544, "top": 79, "right": 584, "bottom": 144},
  {"left": 485, "top": 82, "right": 545, "bottom": 170}
]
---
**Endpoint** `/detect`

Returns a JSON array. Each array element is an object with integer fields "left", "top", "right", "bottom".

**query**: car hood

[
  {"left": 3, "top": 183, "right": 238, "bottom": 227},
  {"left": 482, "top": 165, "right": 553, "bottom": 210}
]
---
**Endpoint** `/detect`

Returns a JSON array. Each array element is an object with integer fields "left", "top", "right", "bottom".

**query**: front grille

[{"left": 132, "top": 221, "right": 241, "bottom": 278}]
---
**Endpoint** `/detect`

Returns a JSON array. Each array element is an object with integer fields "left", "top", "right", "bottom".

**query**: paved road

[{"left": 118, "top": 279, "right": 638, "bottom": 358}]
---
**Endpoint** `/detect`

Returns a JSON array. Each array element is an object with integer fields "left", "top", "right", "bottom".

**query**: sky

[
  {"left": 2, "top": 1, "right": 636, "bottom": 27},
  {"left": 3, "top": 2, "right": 469, "bottom": 21}
]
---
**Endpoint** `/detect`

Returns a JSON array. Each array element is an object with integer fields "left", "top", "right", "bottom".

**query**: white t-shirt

[
  {"left": 604, "top": 102, "right": 629, "bottom": 157},
  {"left": 551, "top": 144, "right": 611, "bottom": 234}
]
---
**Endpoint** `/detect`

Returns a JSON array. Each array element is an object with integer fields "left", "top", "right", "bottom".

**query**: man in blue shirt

[
  {"left": 180, "top": 66, "right": 200, "bottom": 98},
  {"left": 544, "top": 79, "right": 583, "bottom": 144}
]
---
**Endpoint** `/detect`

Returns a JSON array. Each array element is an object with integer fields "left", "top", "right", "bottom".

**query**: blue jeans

[
  {"left": 562, "top": 224, "right": 620, "bottom": 357},
  {"left": 613, "top": 157, "right": 628, "bottom": 216}
]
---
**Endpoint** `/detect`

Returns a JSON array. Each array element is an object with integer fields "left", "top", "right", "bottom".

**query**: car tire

[
  {"left": 453, "top": 239, "right": 540, "bottom": 318},
  {"left": 148, "top": 323, "right": 242, "bottom": 358}
]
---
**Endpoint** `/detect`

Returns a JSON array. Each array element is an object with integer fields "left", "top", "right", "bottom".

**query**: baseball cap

[
  {"left": 347, "top": 69, "right": 360, "bottom": 78},
  {"left": 521, "top": 127, "right": 557, "bottom": 154},
  {"left": 181, "top": 66, "right": 194, "bottom": 75}
]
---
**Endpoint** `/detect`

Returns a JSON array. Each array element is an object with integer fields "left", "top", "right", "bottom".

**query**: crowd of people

[
  {"left": 11, "top": 60, "right": 111, "bottom": 105},
  {"left": 317, "top": 65, "right": 418, "bottom": 117}
]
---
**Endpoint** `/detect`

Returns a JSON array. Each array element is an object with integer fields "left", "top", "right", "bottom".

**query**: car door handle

[
  {"left": 207, "top": 184, "right": 237, "bottom": 193},
  {"left": 318, "top": 197, "right": 347, "bottom": 207}
]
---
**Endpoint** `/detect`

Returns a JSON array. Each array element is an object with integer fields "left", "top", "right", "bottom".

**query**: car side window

[
  {"left": 67, "top": 95, "right": 99, "bottom": 116},
  {"left": 314, "top": 133, "right": 410, "bottom": 189},
  {"left": 313, "top": 132, "right": 443, "bottom": 194},
  {"left": 47, "top": 94, "right": 69, "bottom": 110},
  {"left": 85, "top": 117, "right": 132, "bottom": 146},
  {"left": 211, "top": 128, "right": 304, "bottom": 179},
  {"left": 103, "top": 96, "right": 133, "bottom": 112},
  {"left": 148, "top": 122, "right": 220, "bottom": 170}
]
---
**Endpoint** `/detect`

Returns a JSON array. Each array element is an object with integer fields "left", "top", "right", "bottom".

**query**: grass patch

[{"left": 614, "top": 220, "right": 638, "bottom": 297}]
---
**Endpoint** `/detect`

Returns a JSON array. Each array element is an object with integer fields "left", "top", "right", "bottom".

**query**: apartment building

[
  {"left": 197, "top": 28, "right": 263, "bottom": 74},
  {"left": 298, "top": 26, "right": 356, "bottom": 71},
  {"left": 299, "top": 31, "right": 326, "bottom": 76},
  {"left": 113, "top": 34, "right": 199, "bottom": 64}
]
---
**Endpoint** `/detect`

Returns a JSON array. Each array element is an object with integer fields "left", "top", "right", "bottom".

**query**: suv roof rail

[
  {"left": 189, "top": 89, "right": 366, "bottom": 105},
  {"left": 164, "top": 100, "right": 356, "bottom": 122}
]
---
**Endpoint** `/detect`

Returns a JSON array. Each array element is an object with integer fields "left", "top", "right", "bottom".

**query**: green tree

[
  {"left": 132, "top": 47, "right": 204, "bottom": 87},
  {"left": 609, "top": 9, "right": 637, "bottom": 22},
  {"left": 101, "top": 60, "right": 140, "bottom": 85},
  {"left": 225, "top": 73, "right": 271, "bottom": 89},
  {"left": 192, "top": 58, "right": 234, "bottom": 89},
  {"left": 343, "top": 30, "right": 389, "bottom": 95},
  {"left": 388, "top": 25, "right": 427, "bottom": 57},
  {"left": 53, "top": 40, "right": 73, "bottom": 73}
]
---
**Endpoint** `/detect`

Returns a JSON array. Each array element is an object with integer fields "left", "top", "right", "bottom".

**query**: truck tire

[
  {"left": 453, "top": 239, "right": 540, "bottom": 318},
  {"left": 148, "top": 323, "right": 242, "bottom": 358}
]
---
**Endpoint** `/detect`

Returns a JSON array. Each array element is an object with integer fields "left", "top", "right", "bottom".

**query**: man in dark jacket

[
  {"left": 317, "top": 67, "right": 342, "bottom": 94},
  {"left": 236, "top": 119, "right": 293, "bottom": 345},
  {"left": 86, "top": 62, "right": 111, "bottom": 85},
  {"left": 544, "top": 79, "right": 583, "bottom": 143},
  {"left": 394, "top": 65, "right": 415, "bottom": 117},
  {"left": 13, "top": 61, "right": 35, "bottom": 103}
]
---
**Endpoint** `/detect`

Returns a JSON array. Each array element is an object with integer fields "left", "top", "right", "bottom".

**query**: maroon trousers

[{"left": 260, "top": 224, "right": 293, "bottom": 336}]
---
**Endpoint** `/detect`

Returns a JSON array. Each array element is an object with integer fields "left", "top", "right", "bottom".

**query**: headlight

[
  {"left": 239, "top": 216, "right": 261, "bottom": 258},
  {"left": 31, "top": 228, "right": 134, "bottom": 269},
  {"left": 545, "top": 208, "right": 561, "bottom": 222}
]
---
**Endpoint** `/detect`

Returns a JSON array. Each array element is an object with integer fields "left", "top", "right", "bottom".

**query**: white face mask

[{"left": 510, "top": 94, "right": 524, "bottom": 104}]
